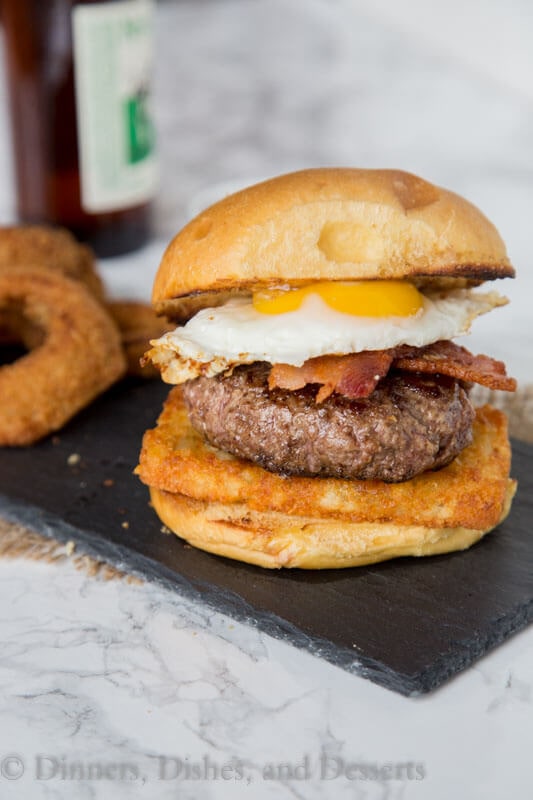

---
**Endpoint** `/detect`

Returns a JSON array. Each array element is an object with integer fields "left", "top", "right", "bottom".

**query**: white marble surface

[{"left": 0, "top": 1, "right": 533, "bottom": 798}]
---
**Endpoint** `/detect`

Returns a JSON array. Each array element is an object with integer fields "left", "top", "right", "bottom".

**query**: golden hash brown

[
  {"left": 137, "top": 389, "right": 514, "bottom": 532},
  {"left": 149, "top": 484, "right": 515, "bottom": 569}
]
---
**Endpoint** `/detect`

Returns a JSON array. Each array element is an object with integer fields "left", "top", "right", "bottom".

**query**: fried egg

[{"left": 147, "top": 283, "right": 507, "bottom": 384}]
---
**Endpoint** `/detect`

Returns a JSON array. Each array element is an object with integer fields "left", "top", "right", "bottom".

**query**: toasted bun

[
  {"left": 153, "top": 168, "right": 514, "bottom": 321},
  {"left": 149, "top": 485, "right": 515, "bottom": 569},
  {"left": 137, "top": 390, "right": 516, "bottom": 568}
]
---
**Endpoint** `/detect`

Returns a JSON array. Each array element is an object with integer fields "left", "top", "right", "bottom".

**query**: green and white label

[{"left": 72, "top": 0, "right": 157, "bottom": 213}]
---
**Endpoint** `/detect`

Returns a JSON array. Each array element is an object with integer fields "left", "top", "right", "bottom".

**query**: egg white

[{"left": 148, "top": 288, "right": 507, "bottom": 384}]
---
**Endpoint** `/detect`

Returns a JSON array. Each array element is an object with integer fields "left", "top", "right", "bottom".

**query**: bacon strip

[
  {"left": 268, "top": 351, "right": 394, "bottom": 402},
  {"left": 393, "top": 341, "right": 517, "bottom": 391},
  {"left": 268, "top": 340, "right": 516, "bottom": 402}
]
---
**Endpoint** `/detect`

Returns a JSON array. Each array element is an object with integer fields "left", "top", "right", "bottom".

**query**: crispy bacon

[
  {"left": 393, "top": 341, "right": 517, "bottom": 392},
  {"left": 268, "top": 351, "right": 394, "bottom": 402},
  {"left": 268, "top": 340, "right": 516, "bottom": 402}
]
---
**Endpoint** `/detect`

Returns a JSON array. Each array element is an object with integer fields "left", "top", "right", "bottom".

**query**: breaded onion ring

[
  {"left": 107, "top": 301, "right": 172, "bottom": 378},
  {"left": 0, "top": 225, "right": 105, "bottom": 300},
  {"left": 0, "top": 268, "right": 126, "bottom": 446}
]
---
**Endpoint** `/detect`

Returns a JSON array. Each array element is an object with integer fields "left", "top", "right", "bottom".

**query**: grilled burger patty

[{"left": 181, "top": 363, "right": 475, "bottom": 482}]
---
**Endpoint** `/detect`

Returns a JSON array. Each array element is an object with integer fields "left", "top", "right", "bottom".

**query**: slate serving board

[{"left": 0, "top": 378, "right": 531, "bottom": 696}]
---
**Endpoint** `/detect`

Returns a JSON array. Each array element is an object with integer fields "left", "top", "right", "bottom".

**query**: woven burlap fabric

[
  {"left": 1, "top": 386, "right": 531, "bottom": 581},
  {"left": 0, "top": 518, "right": 140, "bottom": 581},
  {"left": 470, "top": 385, "right": 533, "bottom": 443}
]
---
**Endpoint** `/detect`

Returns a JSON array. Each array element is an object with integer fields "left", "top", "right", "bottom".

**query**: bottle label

[{"left": 72, "top": 0, "right": 157, "bottom": 213}]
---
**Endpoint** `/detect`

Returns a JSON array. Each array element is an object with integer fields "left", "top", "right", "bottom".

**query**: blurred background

[{"left": 0, "top": 0, "right": 531, "bottom": 376}]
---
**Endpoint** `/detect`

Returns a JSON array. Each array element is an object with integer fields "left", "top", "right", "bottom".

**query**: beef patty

[{"left": 181, "top": 363, "right": 475, "bottom": 482}]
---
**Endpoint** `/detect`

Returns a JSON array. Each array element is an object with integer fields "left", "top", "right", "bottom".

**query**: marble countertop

[{"left": 0, "top": 1, "right": 532, "bottom": 798}]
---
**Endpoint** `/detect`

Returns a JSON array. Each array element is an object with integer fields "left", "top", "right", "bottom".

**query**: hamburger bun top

[{"left": 153, "top": 168, "right": 514, "bottom": 321}]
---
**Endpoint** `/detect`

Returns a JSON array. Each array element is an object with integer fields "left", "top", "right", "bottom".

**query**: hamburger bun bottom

[{"left": 150, "top": 482, "right": 515, "bottom": 569}]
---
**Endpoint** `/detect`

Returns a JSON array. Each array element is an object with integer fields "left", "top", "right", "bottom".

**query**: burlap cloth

[{"left": 1, "top": 385, "right": 532, "bottom": 582}]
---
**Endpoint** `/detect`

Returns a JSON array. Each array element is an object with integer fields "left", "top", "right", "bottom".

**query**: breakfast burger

[{"left": 136, "top": 168, "right": 517, "bottom": 568}]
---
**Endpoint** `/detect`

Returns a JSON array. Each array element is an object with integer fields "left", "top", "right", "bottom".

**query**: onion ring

[
  {"left": 0, "top": 225, "right": 105, "bottom": 346},
  {"left": 107, "top": 301, "right": 172, "bottom": 378},
  {"left": 0, "top": 267, "right": 126, "bottom": 446},
  {"left": 0, "top": 225, "right": 105, "bottom": 299}
]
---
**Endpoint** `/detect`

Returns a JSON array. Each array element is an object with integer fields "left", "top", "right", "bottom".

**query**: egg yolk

[{"left": 253, "top": 280, "right": 424, "bottom": 317}]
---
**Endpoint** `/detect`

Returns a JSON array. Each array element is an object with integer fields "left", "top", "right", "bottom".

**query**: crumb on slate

[
  {"left": 67, "top": 453, "right": 81, "bottom": 466},
  {"left": 121, "top": 521, "right": 130, "bottom": 530},
  {"left": 103, "top": 479, "right": 114, "bottom": 488}
]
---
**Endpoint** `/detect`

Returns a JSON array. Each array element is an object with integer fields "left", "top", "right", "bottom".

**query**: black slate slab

[{"left": 0, "top": 378, "right": 531, "bottom": 696}]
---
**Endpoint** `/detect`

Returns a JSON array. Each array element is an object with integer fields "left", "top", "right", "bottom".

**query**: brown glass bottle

[{"left": 1, "top": 0, "right": 156, "bottom": 256}]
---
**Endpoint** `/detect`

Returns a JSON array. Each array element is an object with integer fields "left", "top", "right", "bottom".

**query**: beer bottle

[{"left": 1, "top": 0, "right": 157, "bottom": 256}]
